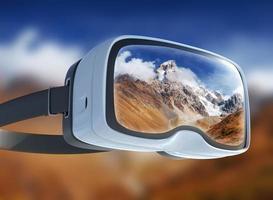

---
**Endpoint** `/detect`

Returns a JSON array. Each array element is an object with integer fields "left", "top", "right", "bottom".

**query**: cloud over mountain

[
  {"left": 156, "top": 60, "right": 200, "bottom": 88},
  {"left": 115, "top": 51, "right": 157, "bottom": 82},
  {"left": 115, "top": 51, "right": 202, "bottom": 89}
]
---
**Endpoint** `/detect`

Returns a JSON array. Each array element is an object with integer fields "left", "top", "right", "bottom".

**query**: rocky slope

[
  {"left": 207, "top": 108, "right": 245, "bottom": 145},
  {"left": 114, "top": 74, "right": 175, "bottom": 133}
]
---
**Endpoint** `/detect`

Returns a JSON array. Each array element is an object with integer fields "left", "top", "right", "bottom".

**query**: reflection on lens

[{"left": 113, "top": 45, "right": 245, "bottom": 146}]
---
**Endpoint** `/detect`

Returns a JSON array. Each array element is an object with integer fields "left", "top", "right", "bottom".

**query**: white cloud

[
  {"left": 166, "top": 66, "right": 200, "bottom": 88},
  {"left": 114, "top": 51, "right": 157, "bottom": 82},
  {"left": 233, "top": 85, "right": 244, "bottom": 96},
  {"left": 0, "top": 29, "right": 83, "bottom": 86}
]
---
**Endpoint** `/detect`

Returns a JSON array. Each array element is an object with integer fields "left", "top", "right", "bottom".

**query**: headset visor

[{"left": 113, "top": 45, "right": 246, "bottom": 147}]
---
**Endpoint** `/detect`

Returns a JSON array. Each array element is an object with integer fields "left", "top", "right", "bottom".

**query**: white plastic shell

[{"left": 71, "top": 35, "right": 251, "bottom": 159}]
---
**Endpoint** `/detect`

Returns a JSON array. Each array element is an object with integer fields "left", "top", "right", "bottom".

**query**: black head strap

[{"left": 0, "top": 86, "right": 102, "bottom": 154}]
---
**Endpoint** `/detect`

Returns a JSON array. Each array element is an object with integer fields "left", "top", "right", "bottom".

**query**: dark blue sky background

[
  {"left": 0, "top": 1, "right": 272, "bottom": 48},
  {"left": 0, "top": 0, "right": 273, "bottom": 74}
]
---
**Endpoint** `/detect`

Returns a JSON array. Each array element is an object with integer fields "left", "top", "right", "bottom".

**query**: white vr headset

[{"left": 0, "top": 35, "right": 250, "bottom": 159}]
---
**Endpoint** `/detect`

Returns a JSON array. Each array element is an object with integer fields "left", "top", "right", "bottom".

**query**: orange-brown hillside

[
  {"left": 114, "top": 74, "right": 176, "bottom": 133},
  {"left": 208, "top": 108, "right": 245, "bottom": 146},
  {"left": 1, "top": 78, "right": 273, "bottom": 200},
  {"left": 196, "top": 116, "right": 222, "bottom": 131}
]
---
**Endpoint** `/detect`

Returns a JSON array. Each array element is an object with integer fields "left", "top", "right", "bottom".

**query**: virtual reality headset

[{"left": 0, "top": 35, "right": 250, "bottom": 159}]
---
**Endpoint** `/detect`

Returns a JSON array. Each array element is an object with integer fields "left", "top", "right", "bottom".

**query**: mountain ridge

[{"left": 114, "top": 60, "right": 244, "bottom": 145}]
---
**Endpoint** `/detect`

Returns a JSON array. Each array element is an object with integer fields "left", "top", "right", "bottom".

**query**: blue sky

[
  {"left": 0, "top": 0, "right": 273, "bottom": 95},
  {"left": 117, "top": 45, "right": 243, "bottom": 96},
  {"left": 120, "top": 45, "right": 217, "bottom": 77}
]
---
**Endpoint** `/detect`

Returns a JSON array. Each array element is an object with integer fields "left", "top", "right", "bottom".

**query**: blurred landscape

[
  {"left": 1, "top": 1, "right": 273, "bottom": 199},
  {"left": 0, "top": 78, "right": 273, "bottom": 200}
]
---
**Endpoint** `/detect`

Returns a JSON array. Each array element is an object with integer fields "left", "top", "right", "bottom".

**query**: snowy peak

[
  {"left": 220, "top": 93, "right": 243, "bottom": 114},
  {"left": 154, "top": 60, "right": 244, "bottom": 117},
  {"left": 116, "top": 59, "right": 244, "bottom": 118},
  {"left": 156, "top": 60, "right": 177, "bottom": 81},
  {"left": 159, "top": 60, "right": 177, "bottom": 71}
]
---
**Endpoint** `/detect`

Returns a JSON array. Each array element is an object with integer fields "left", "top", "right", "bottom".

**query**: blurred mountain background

[{"left": 1, "top": 1, "right": 273, "bottom": 199}]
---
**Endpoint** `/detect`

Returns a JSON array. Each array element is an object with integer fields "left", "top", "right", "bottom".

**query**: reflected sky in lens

[{"left": 119, "top": 45, "right": 243, "bottom": 96}]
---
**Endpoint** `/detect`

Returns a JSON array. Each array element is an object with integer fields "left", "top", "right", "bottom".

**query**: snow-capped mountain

[
  {"left": 156, "top": 60, "right": 177, "bottom": 81},
  {"left": 114, "top": 59, "right": 244, "bottom": 126},
  {"left": 220, "top": 93, "right": 243, "bottom": 114},
  {"left": 153, "top": 60, "right": 243, "bottom": 117},
  {"left": 114, "top": 59, "right": 245, "bottom": 144}
]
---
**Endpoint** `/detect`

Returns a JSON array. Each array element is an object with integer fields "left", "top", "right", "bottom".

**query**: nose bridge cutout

[{"left": 162, "top": 130, "right": 232, "bottom": 158}]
